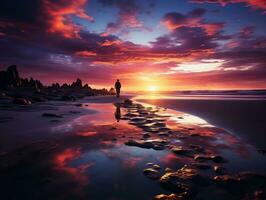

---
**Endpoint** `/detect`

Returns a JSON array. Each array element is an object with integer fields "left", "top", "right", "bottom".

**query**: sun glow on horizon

[{"left": 147, "top": 85, "right": 158, "bottom": 92}]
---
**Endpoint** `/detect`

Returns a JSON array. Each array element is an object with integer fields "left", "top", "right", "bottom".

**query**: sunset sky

[{"left": 0, "top": 0, "right": 265, "bottom": 91}]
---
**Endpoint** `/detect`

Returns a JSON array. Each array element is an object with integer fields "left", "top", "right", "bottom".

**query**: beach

[
  {"left": 1, "top": 95, "right": 266, "bottom": 200},
  {"left": 137, "top": 96, "right": 266, "bottom": 149}
]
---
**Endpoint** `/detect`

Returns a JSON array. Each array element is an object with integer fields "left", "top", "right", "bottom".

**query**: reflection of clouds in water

[
  {"left": 53, "top": 148, "right": 94, "bottom": 184},
  {"left": 169, "top": 114, "right": 212, "bottom": 127}
]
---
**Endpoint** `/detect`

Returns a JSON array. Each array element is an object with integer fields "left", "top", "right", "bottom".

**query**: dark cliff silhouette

[{"left": 0, "top": 65, "right": 114, "bottom": 105}]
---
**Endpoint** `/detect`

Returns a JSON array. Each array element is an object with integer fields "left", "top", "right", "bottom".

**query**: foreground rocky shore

[
  {"left": 118, "top": 99, "right": 266, "bottom": 200},
  {"left": 1, "top": 96, "right": 266, "bottom": 199}
]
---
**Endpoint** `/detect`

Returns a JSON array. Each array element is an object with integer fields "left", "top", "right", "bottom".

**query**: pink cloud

[{"left": 44, "top": 0, "right": 94, "bottom": 38}]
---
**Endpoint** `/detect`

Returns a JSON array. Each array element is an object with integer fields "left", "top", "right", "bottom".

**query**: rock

[
  {"left": 214, "top": 172, "right": 266, "bottom": 190},
  {"left": 194, "top": 154, "right": 226, "bottom": 163},
  {"left": 165, "top": 168, "right": 174, "bottom": 173},
  {"left": 154, "top": 193, "right": 181, "bottom": 200},
  {"left": 172, "top": 146, "right": 193, "bottom": 156},
  {"left": 160, "top": 165, "right": 204, "bottom": 193},
  {"left": 71, "top": 78, "right": 83, "bottom": 88},
  {"left": 124, "top": 99, "right": 133, "bottom": 105},
  {"left": 158, "top": 132, "right": 169, "bottom": 136},
  {"left": 42, "top": 113, "right": 63, "bottom": 118},
  {"left": 13, "top": 98, "right": 31, "bottom": 105},
  {"left": 146, "top": 162, "right": 154, "bottom": 167},
  {"left": 192, "top": 163, "right": 211, "bottom": 170},
  {"left": 125, "top": 139, "right": 168, "bottom": 150},
  {"left": 210, "top": 155, "right": 226, "bottom": 163},
  {"left": 0, "top": 65, "right": 21, "bottom": 88},
  {"left": 61, "top": 95, "right": 76, "bottom": 101},
  {"left": 31, "top": 96, "right": 46, "bottom": 102},
  {"left": 214, "top": 166, "right": 227, "bottom": 175},
  {"left": 143, "top": 168, "right": 161, "bottom": 179},
  {"left": 152, "top": 164, "right": 161, "bottom": 170},
  {"left": 75, "top": 103, "right": 82, "bottom": 107}
]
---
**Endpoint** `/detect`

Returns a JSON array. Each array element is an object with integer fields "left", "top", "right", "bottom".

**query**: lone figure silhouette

[{"left": 115, "top": 79, "right": 121, "bottom": 98}]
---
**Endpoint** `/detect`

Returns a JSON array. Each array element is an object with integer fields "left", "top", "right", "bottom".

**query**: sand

[{"left": 138, "top": 98, "right": 266, "bottom": 149}]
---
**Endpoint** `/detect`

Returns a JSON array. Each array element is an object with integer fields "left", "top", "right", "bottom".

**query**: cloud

[
  {"left": 162, "top": 8, "right": 225, "bottom": 36},
  {"left": 43, "top": 0, "right": 94, "bottom": 38},
  {"left": 0, "top": 0, "right": 93, "bottom": 39},
  {"left": 99, "top": 0, "right": 151, "bottom": 36},
  {"left": 191, "top": 0, "right": 266, "bottom": 12}
]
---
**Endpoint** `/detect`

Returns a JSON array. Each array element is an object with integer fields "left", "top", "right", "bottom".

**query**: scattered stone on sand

[
  {"left": 160, "top": 165, "right": 205, "bottom": 194},
  {"left": 42, "top": 113, "right": 63, "bottom": 118},
  {"left": 210, "top": 155, "right": 226, "bottom": 163},
  {"left": 214, "top": 173, "right": 266, "bottom": 200},
  {"left": 152, "top": 164, "right": 161, "bottom": 170},
  {"left": 124, "top": 99, "right": 133, "bottom": 105},
  {"left": 158, "top": 132, "right": 169, "bottom": 137},
  {"left": 171, "top": 146, "right": 193, "bottom": 156},
  {"left": 143, "top": 168, "right": 161, "bottom": 179},
  {"left": 153, "top": 193, "right": 181, "bottom": 200},
  {"left": 165, "top": 168, "right": 174, "bottom": 173},
  {"left": 214, "top": 166, "right": 227, "bottom": 175},
  {"left": 13, "top": 98, "right": 31, "bottom": 105},
  {"left": 194, "top": 154, "right": 226, "bottom": 163},
  {"left": 192, "top": 163, "right": 211, "bottom": 170},
  {"left": 146, "top": 162, "right": 154, "bottom": 167},
  {"left": 125, "top": 139, "right": 168, "bottom": 150}
]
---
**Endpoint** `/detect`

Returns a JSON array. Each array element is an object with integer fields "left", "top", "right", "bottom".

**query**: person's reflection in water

[{"left": 114, "top": 104, "right": 121, "bottom": 122}]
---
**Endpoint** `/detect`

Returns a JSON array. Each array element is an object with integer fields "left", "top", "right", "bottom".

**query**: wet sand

[
  {"left": 1, "top": 96, "right": 266, "bottom": 200},
  {"left": 138, "top": 98, "right": 266, "bottom": 149}
]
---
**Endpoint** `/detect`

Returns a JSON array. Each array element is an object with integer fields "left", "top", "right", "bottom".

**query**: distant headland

[{"left": 0, "top": 65, "right": 116, "bottom": 105}]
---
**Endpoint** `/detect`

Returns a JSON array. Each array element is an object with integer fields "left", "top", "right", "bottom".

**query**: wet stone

[
  {"left": 211, "top": 155, "right": 226, "bottom": 163},
  {"left": 152, "top": 164, "right": 161, "bottom": 170},
  {"left": 172, "top": 146, "right": 193, "bottom": 156},
  {"left": 214, "top": 166, "right": 227, "bottom": 175},
  {"left": 165, "top": 168, "right": 174, "bottom": 173},
  {"left": 13, "top": 98, "right": 31, "bottom": 105},
  {"left": 125, "top": 139, "right": 168, "bottom": 150},
  {"left": 160, "top": 165, "right": 205, "bottom": 194},
  {"left": 153, "top": 193, "right": 181, "bottom": 200},
  {"left": 143, "top": 168, "right": 161, "bottom": 179},
  {"left": 194, "top": 154, "right": 225, "bottom": 163}
]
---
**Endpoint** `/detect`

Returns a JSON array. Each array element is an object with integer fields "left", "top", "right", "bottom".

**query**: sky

[{"left": 0, "top": 0, "right": 265, "bottom": 91}]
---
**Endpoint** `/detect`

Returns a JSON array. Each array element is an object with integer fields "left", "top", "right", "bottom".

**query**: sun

[{"left": 147, "top": 85, "right": 158, "bottom": 92}]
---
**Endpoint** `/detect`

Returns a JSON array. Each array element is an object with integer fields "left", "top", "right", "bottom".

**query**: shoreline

[
  {"left": 1, "top": 95, "right": 266, "bottom": 200},
  {"left": 137, "top": 97, "right": 266, "bottom": 149}
]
